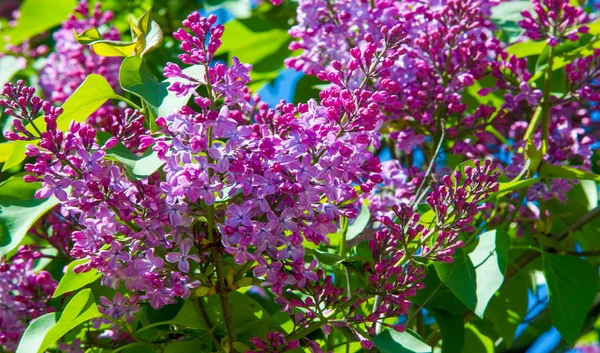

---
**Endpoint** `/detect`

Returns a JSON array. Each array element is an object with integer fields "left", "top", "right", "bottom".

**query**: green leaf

[
  {"left": 461, "top": 324, "right": 495, "bottom": 353},
  {"left": 0, "top": 173, "right": 40, "bottom": 200},
  {"left": 22, "top": 289, "right": 101, "bottom": 353},
  {"left": 543, "top": 252, "right": 598, "bottom": 346},
  {"left": 434, "top": 230, "right": 510, "bottom": 317},
  {"left": 74, "top": 9, "right": 162, "bottom": 58},
  {"left": 119, "top": 56, "right": 169, "bottom": 131},
  {"left": 1, "top": 140, "right": 31, "bottom": 171},
  {"left": 429, "top": 310, "right": 465, "bottom": 353},
  {"left": 0, "top": 142, "right": 15, "bottom": 163},
  {"left": 0, "top": 56, "right": 22, "bottom": 86},
  {"left": 293, "top": 75, "right": 326, "bottom": 104},
  {"left": 539, "top": 162, "right": 600, "bottom": 182},
  {"left": 483, "top": 275, "right": 529, "bottom": 347},
  {"left": 218, "top": 17, "right": 290, "bottom": 65},
  {"left": 15, "top": 312, "right": 57, "bottom": 353},
  {"left": 104, "top": 142, "right": 164, "bottom": 180},
  {"left": 506, "top": 40, "right": 547, "bottom": 58},
  {"left": 57, "top": 74, "right": 118, "bottom": 131},
  {"left": 0, "top": 194, "right": 59, "bottom": 257},
  {"left": 372, "top": 329, "right": 432, "bottom": 353},
  {"left": 158, "top": 65, "right": 206, "bottom": 117},
  {"left": 411, "top": 265, "right": 467, "bottom": 314},
  {"left": 489, "top": 1, "right": 534, "bottom": 43},
  {"left": 74, "top": 27, "right": 136, "bottom": 58},
  {"left": 3, "top": 0, "right": 76, "bottom": 46},
  {"left": 347, "top": 201, "right": 370, "bottom": 241},
  {"left": 307, "top": 248, "right": 343, "bottom": 266},
  {"left": 53, "top": 259, "right": 102, "bottom": 298},
  {"left": 143, "top": 292, "right": 280, "bottom": 340}
]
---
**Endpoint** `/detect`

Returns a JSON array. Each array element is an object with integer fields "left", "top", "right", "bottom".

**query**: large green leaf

[
  {"left": 0, "top": 56, "right": 22, "bottom": 86},
  {"left": 539, "top": 162, "right": 600, "bottom": 182},
  {"left": 0, "top": 193, "right": 59, "bottom": 257},
  {"left": 19, "top": 289, "right": 101, "bottom": 353},
  {"left": 119, "top": 56, "right": 169, "bottom": 131},
  {"left": 429, "top": 310, "right": 465, "bottom": 353},
  {"left": 489, "top": 1, "right": 534, "bottom": 43},
  {"left": 346, "top": 201, "right": 370, "bottom": 241},
  {"left": 3, "top": 0, "right": 76, "bottom": 46},
  {"left": 41, "top": 289, "right": 101, "bottom": 352},
  {"left": 483, "top": 275, "right": 529, "bottom": 347},
  {"left": 434, "top": 230, "right": 510, "bottom": 317},
  {"left": 53, "top": 259, "right": 102, "bottom": 298},
  {"left": 372, "top": 329, "right": 431, "bottom": 353},
  {"left": 158, "top": 65, "right": 206, "bottom": 117},
  {"left": 411, "top": 265, "right": 467, "bottom": 314},
  {"left": 104, "top": 142, "right": 164, "bottom": 180},
  {"left": 1, "top": 140, "right": 34, "bottom": 171},
  {"left": 461, "top": 324, "right": 495, "bottom": 353},
  {"left": 15, "top": 313, "right": 57, "bottom": 353},
  {"left": 57, "top": 74, "right": 119, "bottom": 131},
  {"left": 506, "top": 40, "right": 547, "bottom": 58},
  {"left": 543, "top": 252, "right": 598, "bottom": 346},
  {"left": 218, "top": 17, "right": 290, "bottom": 65}
]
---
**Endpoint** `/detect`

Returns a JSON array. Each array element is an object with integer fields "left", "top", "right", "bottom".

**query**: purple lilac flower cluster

[{"left": 0, "top": 246, "right": 58, "bottom": 352}]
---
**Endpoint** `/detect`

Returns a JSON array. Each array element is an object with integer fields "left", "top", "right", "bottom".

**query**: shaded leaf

[
  {"left": 429, "top": 310, "right": 465, "bottom": 353},
  {"left": 543, "top": 252, "right": 598, "bottom": 346}
]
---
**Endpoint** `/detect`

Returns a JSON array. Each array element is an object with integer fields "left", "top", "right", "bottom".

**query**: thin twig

[
  {"left": 506, "top": 205, "right": 600, "bottom": 279},
  {"left": 411, "top": 121, "right": 446, "bottom": 208},
  {"left": 195, "top": 297, "right": 222, "bottom": 350}
]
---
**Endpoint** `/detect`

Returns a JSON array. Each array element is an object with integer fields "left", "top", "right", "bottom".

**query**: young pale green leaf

[
  {"left": 434, "top": 230, "right": 510, "bottom": 317},
  {"left": 53, "top": 259, "right": 102, "bottom": 298},
  {"left": 543, "top": 252, "right": 598, "bottom": 346},
  {"left": 131, "top": 9, "right": 163, "bottom": 57},
  {"left": 539, "top": 162, "right": 600, "bottom": 182},
  {"left": 346, "top": 201, "right": 370, "bottom": 241},
  {"left": 0, "top": 195, "right": 59, "bottom": 257},
  {"left": 372, "top": 329, "right": 432, "bottom": 353},
  {"left": 4, "top": 0, "right": 76, "bottom": 46},
  {"left": 119, "top": 56, "right": 169, "bottom": 131},
  {"left": 37, "top": 289, "right": 101, "bottom": 353},
  {"left": 57, "top": 74, "right": 118, "bottom": 131},
  {"left": 74, "top": 8, "right": 161, "bottom": 58},
  {"left": 15, "top": 312, "right": 57, "bottom": 353},
  {"left": 429, "top": 310, "right": 465, "bottom": 353}
]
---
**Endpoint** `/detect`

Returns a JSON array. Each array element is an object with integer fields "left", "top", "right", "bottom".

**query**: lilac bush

[{"left": 0, "top": 0, "right": 599, "bottom": 352}]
